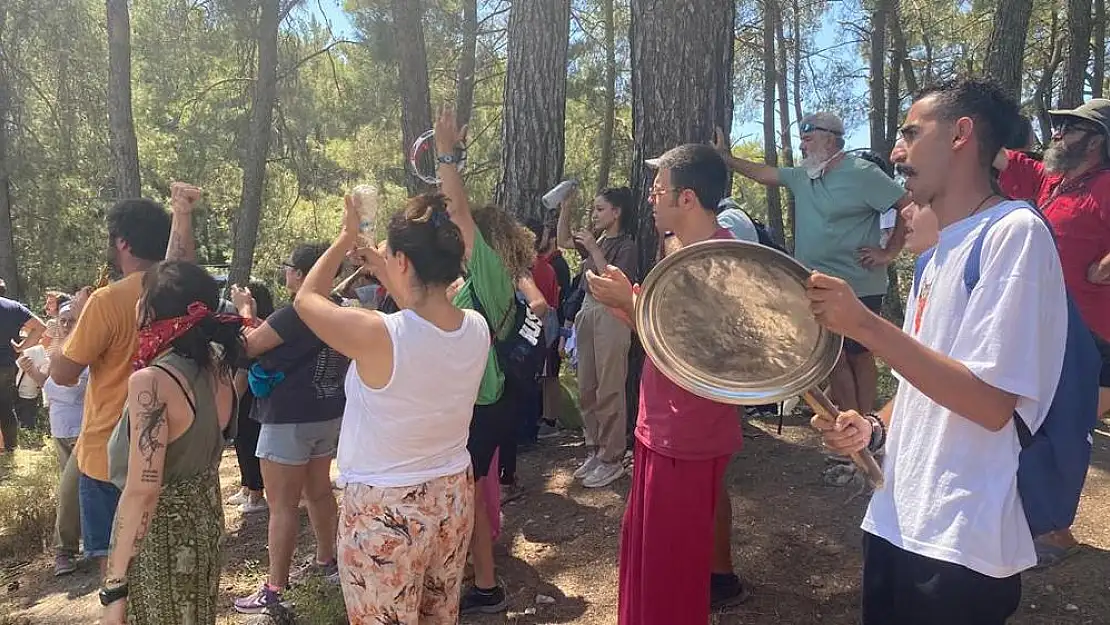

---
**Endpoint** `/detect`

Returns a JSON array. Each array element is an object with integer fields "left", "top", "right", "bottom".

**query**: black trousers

[
  {"left": 0, "top": 367, "right": 19, "bottom": 451},
  {"left": 862, "top": 533, "right": 1021, "bottom": 625},
  {"left": 234, "top": 394, "right": 264, "bottom": 491}
]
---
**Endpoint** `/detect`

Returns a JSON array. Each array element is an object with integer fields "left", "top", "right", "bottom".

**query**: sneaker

[
  {"left": 460, "top": 585, "right": 508, "bottom": 614},
  {"left": 234, "top": 583, "right": 285, "bottom": 614},
  {"left": 291, "top": 557, "right": 339, "bottom": 584},
  {"left": 53, "top": 553, "right": 77, "bottom": 576},
  {"left": 710, "top": 572, "right": 753, "bottom": 611},
  {"left": 227, "top": 489, "right": 249, "bottom": 506},
  {"left": 239, "top": 497, "right": 269, "bottom": 514},
  {"left": 582, "top": 461, "right": 624, "bottom": 488},
  {"left": 573, "top": 453, "right": 600, "bottom": 480}
]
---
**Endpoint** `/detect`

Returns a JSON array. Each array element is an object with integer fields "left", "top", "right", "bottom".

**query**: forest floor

[{"left": 5, "top": 414, "right": 1110, "bottom": 625}]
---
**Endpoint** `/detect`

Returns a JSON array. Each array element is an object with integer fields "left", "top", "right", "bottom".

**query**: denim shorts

[
  {"left": 79, "top": 473, "right": 121, "bottom": 558},
  {"left": 256, "top": 419, "right": 341, "bottom": 466}
]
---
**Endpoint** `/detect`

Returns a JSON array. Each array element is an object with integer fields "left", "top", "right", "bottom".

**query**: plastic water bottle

[
  {"left": 351, "top": 185, "right": 379, "bottom": 247},
  {"left": 542, "top": 179, "right": 578, "bottom": 210}
]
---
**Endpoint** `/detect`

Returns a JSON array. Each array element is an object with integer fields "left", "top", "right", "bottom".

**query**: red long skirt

[{"left": 618, "top": 440, "right": 730, "bottom": 625}]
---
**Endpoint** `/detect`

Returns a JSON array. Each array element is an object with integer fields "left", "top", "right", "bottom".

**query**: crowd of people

[{"left": 0, "top": 76, "right": 1105, "bottom": 625}]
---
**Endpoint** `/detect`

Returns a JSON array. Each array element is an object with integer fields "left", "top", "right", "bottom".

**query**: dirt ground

[{"left": 4, "top": 415, "right": 1110, "bottom": 625}]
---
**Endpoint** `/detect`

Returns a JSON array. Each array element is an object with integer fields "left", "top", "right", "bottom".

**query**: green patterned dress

[{"left": 114, "top": 351, "right": 228, "bottom": 625}]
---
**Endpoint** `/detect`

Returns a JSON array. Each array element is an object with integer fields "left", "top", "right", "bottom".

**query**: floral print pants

[{"left": 337, "top": 470, "right": 475, "bottom": 625}]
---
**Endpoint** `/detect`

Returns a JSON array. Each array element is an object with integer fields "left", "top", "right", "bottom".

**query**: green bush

[{"left": 0, "top": 448, "right": 60, "bottom": 560}]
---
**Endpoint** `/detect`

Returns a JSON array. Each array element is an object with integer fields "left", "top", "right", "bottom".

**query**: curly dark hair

[
  {"left": 106, "top": 199, "right": 172, "bottom": 262},
  {"left": 473, "top": 204, "right": 536, "bottom": 279}
]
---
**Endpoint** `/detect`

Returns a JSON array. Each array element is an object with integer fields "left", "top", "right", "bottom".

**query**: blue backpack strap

[{"left": 911, "top": 247, "right": 936, "bottom": 298}]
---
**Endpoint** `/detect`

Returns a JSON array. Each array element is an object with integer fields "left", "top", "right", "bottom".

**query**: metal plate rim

[{"left": 635, "top": 239, "right": 844, "bottom": 406}]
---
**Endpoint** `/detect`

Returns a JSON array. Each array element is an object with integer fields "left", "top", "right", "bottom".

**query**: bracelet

[{"left": 864, "top": 413, "right": 886, "bottom": 453}]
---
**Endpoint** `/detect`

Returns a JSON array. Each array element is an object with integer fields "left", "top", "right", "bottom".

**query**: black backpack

[
  {"left": 471, "top": 289, "right": 547, "bottom": 388},
  {"left": 734, "top": 208, "right": 789, "bottom": 254}
]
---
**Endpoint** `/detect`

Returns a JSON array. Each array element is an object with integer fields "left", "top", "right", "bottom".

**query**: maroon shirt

[{"left": 634, "top": 228, "right": 743, "bottom": 460}]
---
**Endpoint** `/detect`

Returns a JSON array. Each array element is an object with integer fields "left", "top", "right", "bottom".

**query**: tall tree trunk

[
  {"left": 790, "top": 0, "right": 803, "bottom": 250},
  {"left": 1094, "top": 0, "right": 1106, "bottom": 97},
  {"left": 1061, "top": 0, "right": 1094, "bottom": 106},
  {"left": 761, "top": 0, "right": 783, "bottom": 241},
  {"left": 629, "top": 0, "right": 735, "bottom": 273},
  {"left": 228, "top": 0, "right": 280, "bottom": 289},
  {"left": 1036, "top": 11, "right": 1065, "bottom": 141},
  {"left": 775, "top": 0, "right": 795, "bottom": 241},
  {"left": 391, "top": 0, "right": 433, "bottom": 195},
  {"left": 891, "top": 16, "right": 918, "bottom": 95},
  {"left": 0, "top": 53, "right": 20, "bottom": 300},
  {"left": 496, "top": 0, "right": 572, "bottom": 221},
  {"left": 455, "top": 0, "right": 478, "bottom": 128},
  {"left": 984, "top": 0, "right": 1035, "bottom": 98},
  {"left": 106, "top": 0, "right": 141, "bottom": 198},
  {"left": 884, "top": 0, "right": 904, "bottom": 157},
  {"left": 869, "top": 0, "right": 889, "bottom": 151},
  {"left": 596, "top": 0, "right": 617, "bottom": 192}
]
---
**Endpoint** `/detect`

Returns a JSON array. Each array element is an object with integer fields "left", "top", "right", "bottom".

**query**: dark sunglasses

[
  {"left": 1053, "top": 120, "right": 1100, "bottom": 136},
  {"left": 800, "top": 122, "right": 843, "bottom": 136}
]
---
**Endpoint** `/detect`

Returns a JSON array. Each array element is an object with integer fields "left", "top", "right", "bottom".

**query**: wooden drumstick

[{"left": 802, "top": 389, "right": 885, "bottom": 489}]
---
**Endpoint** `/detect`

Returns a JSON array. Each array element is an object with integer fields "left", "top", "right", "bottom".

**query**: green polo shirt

[{"left": 779, "top": 156, "right": 905, "bottom": 297}]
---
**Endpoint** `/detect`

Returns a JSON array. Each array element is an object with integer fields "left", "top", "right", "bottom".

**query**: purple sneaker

[{"left": 234, "top": 583, "right": 284, "bottom": 614}]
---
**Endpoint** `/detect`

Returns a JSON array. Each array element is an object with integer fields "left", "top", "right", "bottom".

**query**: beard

[
  {"left": 1044, "top": 135, "right": 1093, "bottom": 173},
  {"left": 801, "top": 147, "right": 840, "bottom": 178}
]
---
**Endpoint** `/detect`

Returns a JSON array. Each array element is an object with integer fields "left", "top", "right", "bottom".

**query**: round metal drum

[{"left": 635, "top": 239, "right": 843, "bottom": 406}]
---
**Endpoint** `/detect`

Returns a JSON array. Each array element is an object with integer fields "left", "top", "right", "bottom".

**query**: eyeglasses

[
  {"left": 280, "top": 262, "right": 296, "bottom": 272},
  {"left": 649, "top": 186, "right": 683, "bottom": 200},
  {"left": 800, "top": 122, "right": 843, "bottom": 136}
]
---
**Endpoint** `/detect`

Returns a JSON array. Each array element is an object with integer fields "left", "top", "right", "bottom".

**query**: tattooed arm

[{"left": 104, "top": 369, "right": 170, "bottom": 583}]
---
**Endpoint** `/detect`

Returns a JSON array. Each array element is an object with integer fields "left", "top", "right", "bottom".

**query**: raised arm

[
  {"left": 165, "top": 182, "right": 199, "bottom": 263},
  {"left": 229, "top": 286, "right": 284, "bottom": 359},
  {"left": 555, "top": 189, "right": 578, "bottom": 250},
  {"left": 293, "top": 194, "right": 389, "bottom": 363},
  {"left": 435, "top": 105, "right": 476, "bottom": 256},
  {"left": 713, "top": 126, "right": 782, "bottom": 186}
]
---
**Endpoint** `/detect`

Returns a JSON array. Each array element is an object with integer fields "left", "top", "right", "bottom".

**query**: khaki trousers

[
  {"left": 54, "top": 436, "right": 82, "bottom": 555},
  {"left": 575, "top": 295, "right": 631, "bottom": 463}
]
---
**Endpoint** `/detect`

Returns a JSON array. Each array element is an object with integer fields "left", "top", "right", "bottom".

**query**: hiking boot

[{"left": 460, "top": 584, "right": 508, "bottom": 614}]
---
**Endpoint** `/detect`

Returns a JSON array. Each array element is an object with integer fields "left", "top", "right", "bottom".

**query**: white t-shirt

[
  {"left": 861, "top": 200, "right": 1068, "bottom": 579},
  {"left": 16, "top": 344, "right": 47, "bottom": 399},
  {"left": 337, "top": 308, "right": 490, "bottom": 488},
  {"left": 44, "top": 368, "right": 89, "bottom": 440}
]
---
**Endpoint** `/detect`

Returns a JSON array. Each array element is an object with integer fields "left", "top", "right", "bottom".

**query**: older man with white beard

[
  {"left": 714, "top": 112, "right": 910, "bottom": 417},
  {"left": 996, "top": 99, "right": 1110, "bottom": 568}
]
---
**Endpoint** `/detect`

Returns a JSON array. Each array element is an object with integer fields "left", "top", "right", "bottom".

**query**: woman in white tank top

[{"left": 293, "top": 192, "right": 489, "bottom": 624}]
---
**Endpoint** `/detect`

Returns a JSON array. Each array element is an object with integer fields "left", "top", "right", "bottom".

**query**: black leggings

[{"left": 234, "top": 394, "right": 264, "bottom": 491}]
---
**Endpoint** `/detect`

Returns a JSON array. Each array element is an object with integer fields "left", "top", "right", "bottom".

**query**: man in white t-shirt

[{"left": 807, "top": 79, "right": 1069, "bottom": 624}]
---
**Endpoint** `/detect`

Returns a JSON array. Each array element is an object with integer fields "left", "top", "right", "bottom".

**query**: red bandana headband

[{"left": 134, "top": 301, "right": 244, "bottom": 370}]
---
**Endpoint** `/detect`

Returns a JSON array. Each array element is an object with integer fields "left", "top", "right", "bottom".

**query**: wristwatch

[
  {"left": 437, "top": 153, "right": 460, "bottom": 165},
  {"left": 99, "top": 578, "right": 129, "bottom": 606}
]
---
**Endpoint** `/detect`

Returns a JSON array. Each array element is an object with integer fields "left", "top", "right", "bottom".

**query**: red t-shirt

[
  {"left": 1000, "top": 152, "right": 1110, "bottom": 341},
  {"left": 531, "top": 256, "right": 560, "bottom": 307},
  {"left": 634, "top": 228, "right": 743, "bottom": 460}
]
